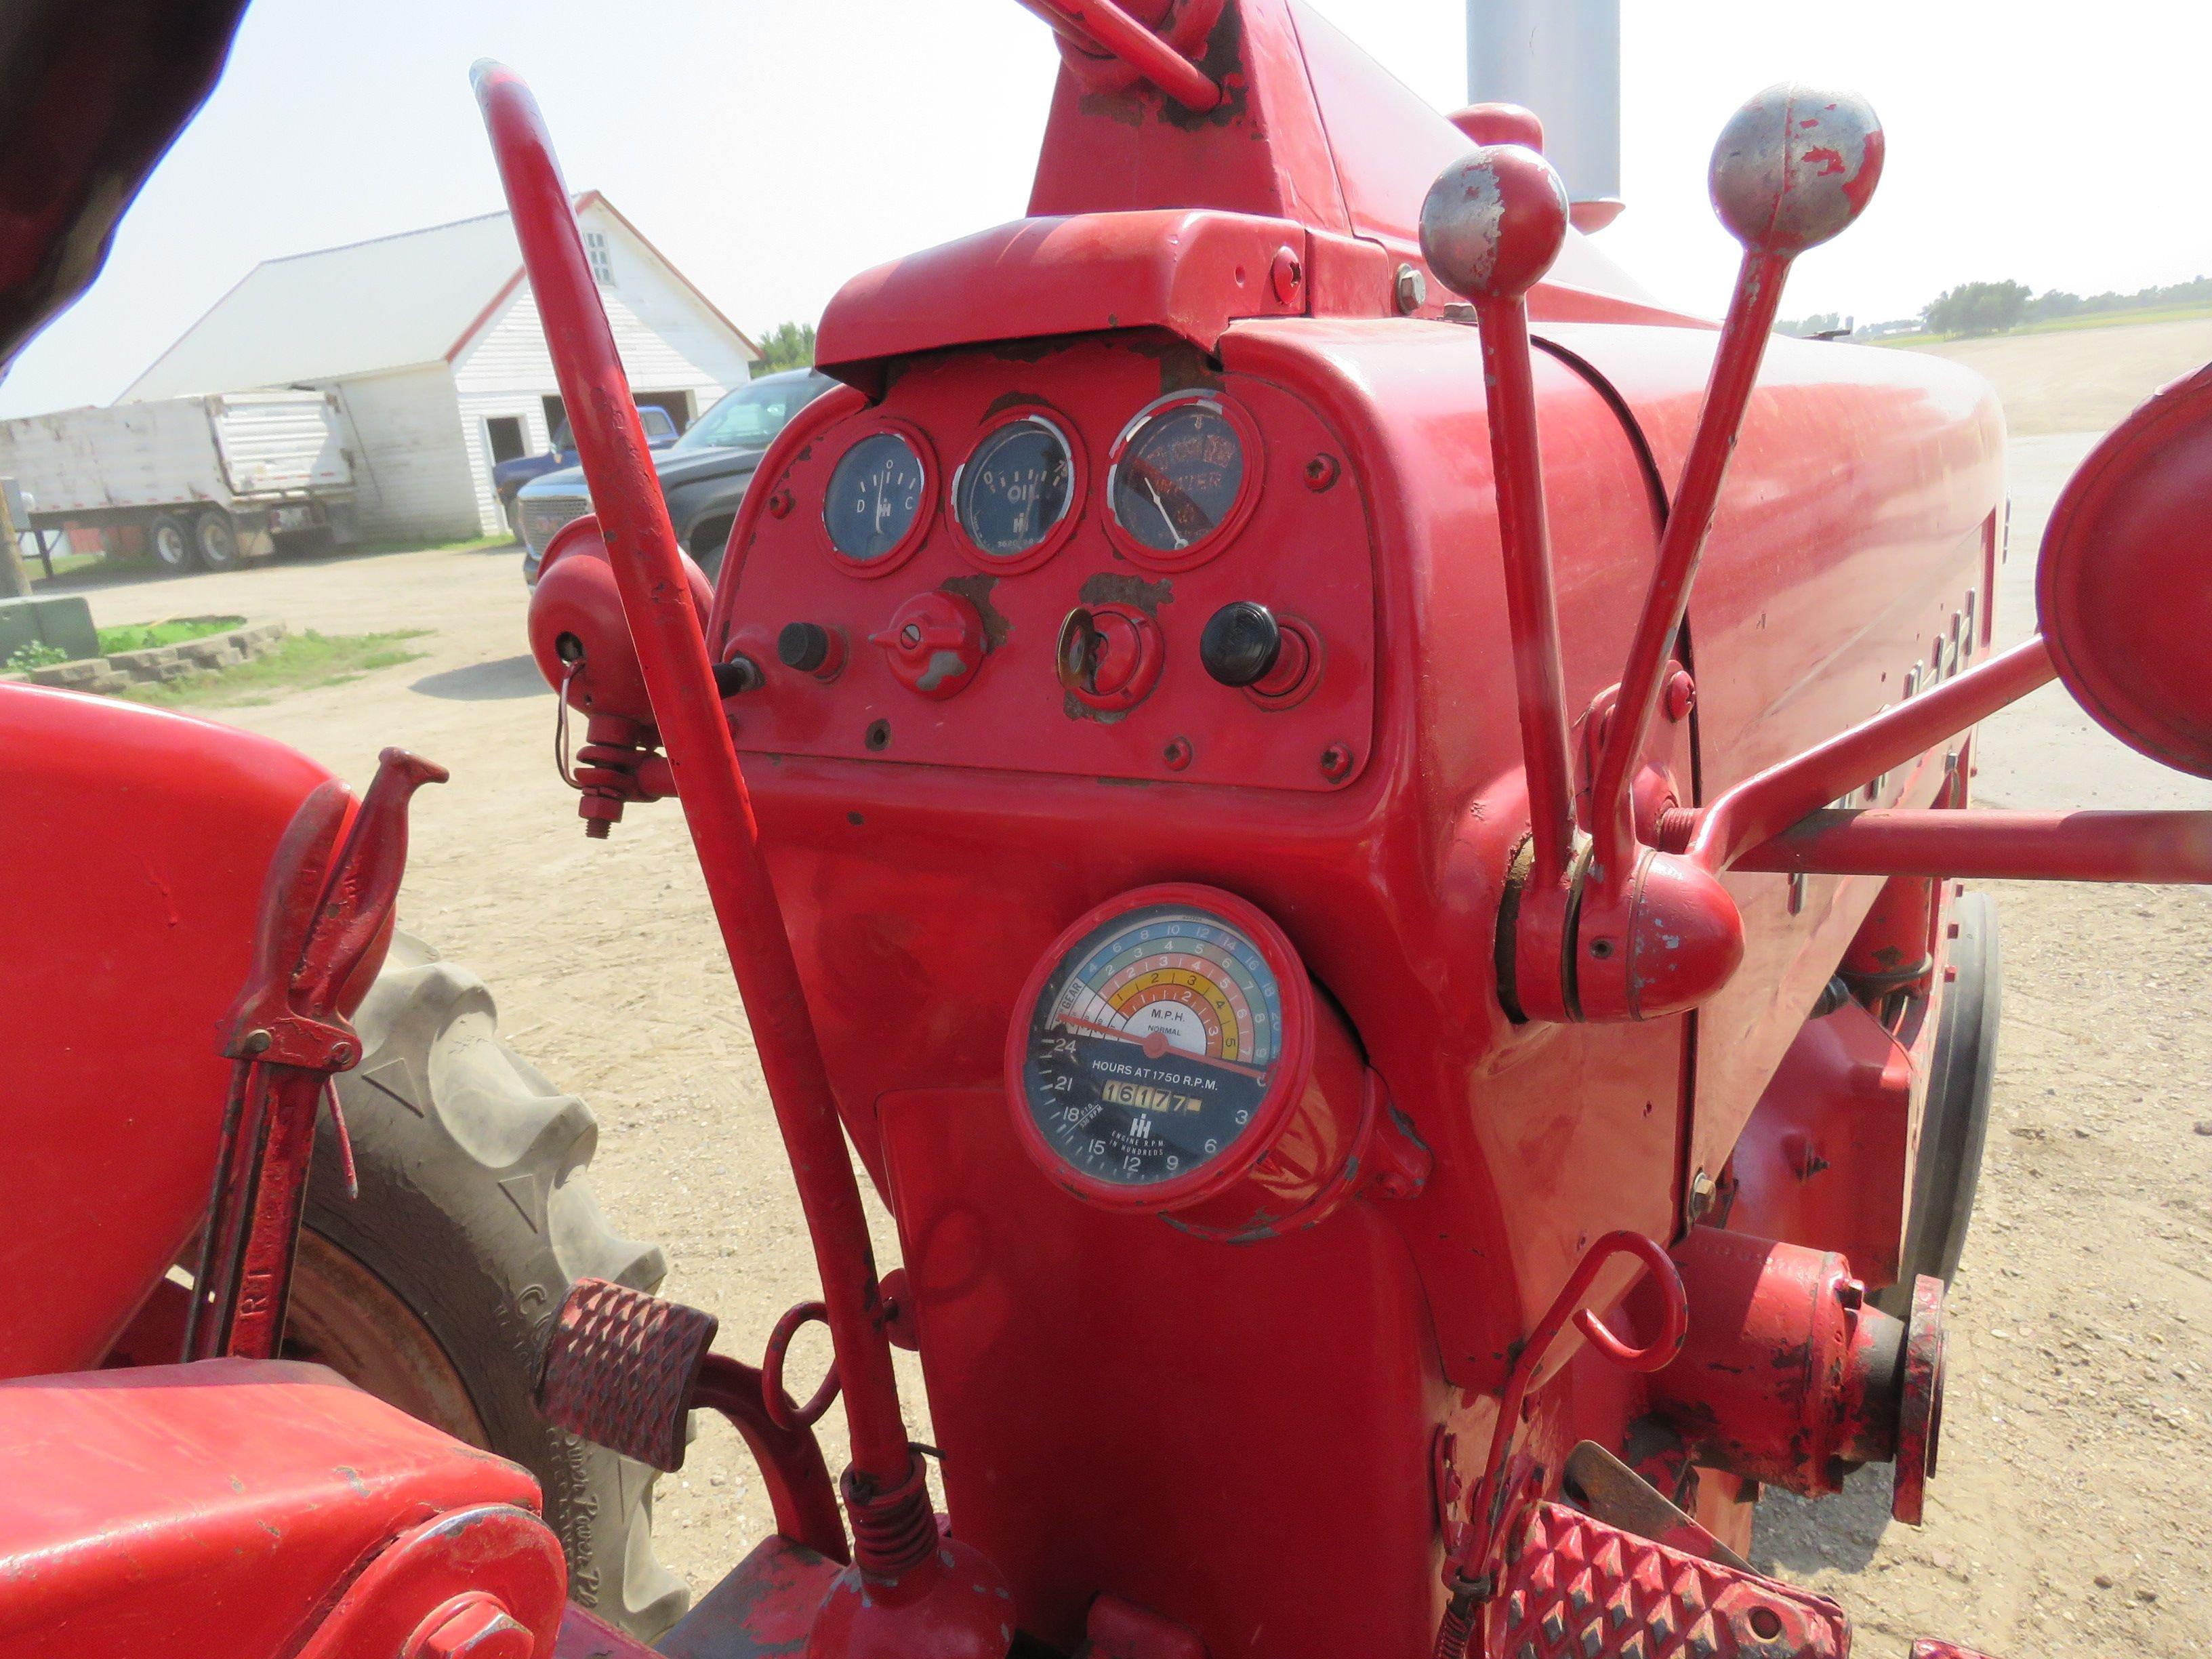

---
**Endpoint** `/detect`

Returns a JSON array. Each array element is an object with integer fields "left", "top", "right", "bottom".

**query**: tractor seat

[{"left": 0, "top": 1359, "right": 552, "bottom": 1659}]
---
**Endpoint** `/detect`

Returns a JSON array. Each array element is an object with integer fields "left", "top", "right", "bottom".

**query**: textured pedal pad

[
  {"left": 537, "top": 1277, "right": 718, "bottom": 1473},
  {"left": 1491, "top": 1502, "right": 1851, "bottom": 1659}
]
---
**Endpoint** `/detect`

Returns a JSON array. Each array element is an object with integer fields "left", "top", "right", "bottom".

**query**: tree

[
  {"left": 1924, "top": 281, "right": 2030, "bottom": 338},
  {"left": 751, "top": 319, "right": 817, "bottom": 377}
]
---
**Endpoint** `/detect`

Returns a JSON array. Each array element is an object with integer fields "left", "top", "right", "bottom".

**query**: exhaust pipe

[{"left": 1465, "top": 0, "right": 1623, "bottom": 230}]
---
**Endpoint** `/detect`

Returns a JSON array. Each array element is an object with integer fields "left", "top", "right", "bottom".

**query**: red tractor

[{"left": 3, "top": 2, "right": 2207, "bottom": 1656}]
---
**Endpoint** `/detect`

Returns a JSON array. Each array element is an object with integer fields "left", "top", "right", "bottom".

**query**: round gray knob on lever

[
  {"left": 1418, "top": 143, "right": 1570, "bottom": 304},
  {"left": 1708, "top": 85, "right": 1883, "bottom": 257}
]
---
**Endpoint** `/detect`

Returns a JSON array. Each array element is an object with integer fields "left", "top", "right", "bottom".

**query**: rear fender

[{"left": 0, "top": 686, "right": 350, "bottom": 1376}]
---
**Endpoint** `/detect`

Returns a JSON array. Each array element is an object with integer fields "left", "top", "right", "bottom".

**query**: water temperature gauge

[{"left": 1006, "top": 884, "right": 1421, "bottom": 1237}]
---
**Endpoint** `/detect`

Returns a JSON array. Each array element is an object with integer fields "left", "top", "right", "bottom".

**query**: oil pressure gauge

[{"left": 1005, "top": 884, "right": 1423, "bottom": 1238}]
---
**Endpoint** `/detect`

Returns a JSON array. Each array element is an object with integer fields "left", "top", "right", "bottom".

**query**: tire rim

[
  {"left": 152, "top": 522, "right": 188, "bottom": 567},
  {"left": 283, "top": 1225, "right": 491, "bottom": 1449},
  {"left": 197, "top": 517, "right": 238, "bottom": 567}
]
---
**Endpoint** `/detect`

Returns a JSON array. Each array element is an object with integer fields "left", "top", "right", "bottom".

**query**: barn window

[{"left": 585, "top": 230, "right": 614, "bottom": 286}]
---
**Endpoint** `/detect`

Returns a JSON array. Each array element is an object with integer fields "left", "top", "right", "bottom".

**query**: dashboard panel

[{"left": 718, "top": 337, "right": 1376, "bottom": 793}]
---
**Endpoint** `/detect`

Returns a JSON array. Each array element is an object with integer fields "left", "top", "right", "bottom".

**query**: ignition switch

[
  {"left": 1057, "top": 604, "right": 1163, "bottom": 712},
  {"left": 870, "top": 591, "right": 986, "bottom": 700}
]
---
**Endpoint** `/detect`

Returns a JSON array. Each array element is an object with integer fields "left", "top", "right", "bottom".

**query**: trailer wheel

[
  {"left": 148, "top": 512, "right": 192, "bottom": 572},
  {"left": 1877, "top": 891, "right": 2001, "bottom": 1316},
  {"left": 298, "top": 932, "right": 689, "bottom": 1639},
  {"left": 192, "top": 508, "right": 241, "bottom": 571}
]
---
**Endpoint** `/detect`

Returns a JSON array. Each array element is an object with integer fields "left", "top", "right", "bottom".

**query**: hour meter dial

[
  {"left": 823, "top": 427, "right": 930, "bottom": 571},
  {"left": 1105, "top": 393, "right": 1261, "bottom": 569},
  {"left": 1006, "top": 884, "right": 1386, "bottom": 1235},
  {"left": 1019, "top": 898, "right": 1286, "bottom": 1190},
  {"left": 953, "top": 412, "right": 1079, "bottom": 569}
]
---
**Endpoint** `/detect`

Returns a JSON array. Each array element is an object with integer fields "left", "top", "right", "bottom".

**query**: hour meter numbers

[
  {"left": 953, "top": 412, "right": 1080, "bottom": 570},
  {"left": 1006, "top": 884, "right": 1419, "bottom": 1237},
  {"left": 1105, "top": 393, "right": 1262, "bottom": 569},
  {"left": 824, "top": 427, "right": 930, "bottom": 572}
]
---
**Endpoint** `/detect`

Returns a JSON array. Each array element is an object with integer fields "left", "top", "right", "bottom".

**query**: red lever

[
  {"left": 471, "top": 62, "right": 917, "bottom": 1500},
  {"left": 1587, "top": 85, "right": 1885, "bottom": 897},
  {"left": 1418, "top": 145, "right": 1577, "bottom": 902}
]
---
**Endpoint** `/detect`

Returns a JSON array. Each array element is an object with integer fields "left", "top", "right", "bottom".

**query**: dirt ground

[{"left": 57, "top": 318, "right": 2211, "bottom": 1655}]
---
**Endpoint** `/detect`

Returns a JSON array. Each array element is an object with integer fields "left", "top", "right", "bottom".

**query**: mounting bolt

[
  {"left": 1319, "top": 742, "right": 1355, "bottom": 783},
  {"left": 1663, "top": 670, "right": 1697, "bottom": 721},
  {"left": 1686, "top": 1170, "right": 1718, "bottom": 1223},
  {"left": 766, "top": 489, "right": 794, "bottom": 519},
  {"left": 405, "top": 1595, "right": 533, "bottom": 1659},
  {"left": 329, "top": 1042, "right": 354, "bottom": 1067},
  {"left": 1269, "top": 245, "right": 1304, "bottom": 304},
  {"left": 243, "top": 1029, "right": 272, "bottom": 1056},
  {"left": 1303, "top": 453, "right": 1340, "bottom": 493},
  {"left": 1162, "top": 736, "right": 1193, "bottom": 771},
  {"left": 1394, "top": 263, "right": 1428, "bottom": 314}
]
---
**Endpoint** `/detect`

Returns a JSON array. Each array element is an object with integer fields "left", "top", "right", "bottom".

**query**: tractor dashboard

[{"left": 714, "top": 335, "right": 1376, "bottom": 795}]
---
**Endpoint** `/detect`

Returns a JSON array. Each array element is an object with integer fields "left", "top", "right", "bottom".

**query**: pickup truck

[
  {"left": 493, "top": 403, "right": 679, "bottom": 539},
  {"left": 516, "top": 369, "right": 836, "bottom": 583}
]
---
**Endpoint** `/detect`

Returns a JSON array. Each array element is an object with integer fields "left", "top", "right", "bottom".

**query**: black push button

[
  {"left": 778, "top": 622, "right": 832, "bottom": 673},
  {"left": 1200, "top": 602, "right": 1282, "bottom": 687}
]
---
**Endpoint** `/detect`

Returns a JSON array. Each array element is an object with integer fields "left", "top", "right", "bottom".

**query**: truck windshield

[{"left": 675, "top": 379, "right": 817, "bottom": 453}]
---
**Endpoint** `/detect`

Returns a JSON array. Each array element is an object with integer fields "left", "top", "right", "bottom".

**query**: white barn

[{"left": 121, "top": 194, "right": 756, "bottom": 541}]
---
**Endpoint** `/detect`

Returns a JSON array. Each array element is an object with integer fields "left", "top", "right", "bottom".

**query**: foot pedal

[
  {"left": 536, "top": 1277, "right": 718, "bottom": 1473},
  {"left": 1494, "top": 1503, "right": 1850, "bottom": 1658}
]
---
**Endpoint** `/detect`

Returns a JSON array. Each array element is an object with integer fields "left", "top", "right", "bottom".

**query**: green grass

[
  {"left": 1877, "top": 303, "right": 2212, "bottom": 350},
  {"left": 97, "top": 615, "right": 245, "bottom": 654},
  {"left": 119, "top": 628, "right": 432, "bottom": 708}
]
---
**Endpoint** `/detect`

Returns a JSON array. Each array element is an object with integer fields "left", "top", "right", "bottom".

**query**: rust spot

[{"left": 939, "top": 574, "right": 1009, "bottom": 651}]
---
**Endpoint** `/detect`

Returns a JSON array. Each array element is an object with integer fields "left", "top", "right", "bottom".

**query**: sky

[{"left": 3, "top": 0, "right": 2206, "bottom": 417}]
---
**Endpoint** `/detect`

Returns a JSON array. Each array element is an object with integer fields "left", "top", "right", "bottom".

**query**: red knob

[
  {"left": 1418, "top": 144, "right": 1570, "bottom": 303},
  {"left": 869, "top": 590, "right": 986, "bottom": 700}
]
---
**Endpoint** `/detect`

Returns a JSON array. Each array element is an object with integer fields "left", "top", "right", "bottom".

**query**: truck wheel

[
  {"left": 192, "top": 508, "right": 241, "bottom": 571},
  {"left": 300, "top": 932, "right": 690, "bottom": 1639},
  {"left": 148, "top": 512, "right": 192, "bottom": 572},
  {"left": 1877, "top": 891, "right": 2001, "bottom": 1315}
]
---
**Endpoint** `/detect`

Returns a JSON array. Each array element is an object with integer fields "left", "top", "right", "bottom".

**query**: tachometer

[
  {"left": 1006, "top": 884, "right": 1400, "bottom": 1236},
  {"left": 824, "top": 426, "right": 930, "bottom": 571},
  {"left": 1105, "top": 392, "right": 1261, "bottom": 569},
  {"left": 953, "top": 411, "right": 1080, "bottom": 569}
]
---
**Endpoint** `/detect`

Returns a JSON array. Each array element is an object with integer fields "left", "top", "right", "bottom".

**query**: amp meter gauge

[{"left": 1004, "top": 884, "right": 1427, "bottom": 1239}]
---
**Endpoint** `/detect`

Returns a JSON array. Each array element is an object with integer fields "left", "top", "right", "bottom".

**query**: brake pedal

[
  {"left": 536, "top": 1277, "right": 718, "bottom": 1473},
  {"left": 1496, "top": 1502, "right": 1850, "bottom": 1658}
]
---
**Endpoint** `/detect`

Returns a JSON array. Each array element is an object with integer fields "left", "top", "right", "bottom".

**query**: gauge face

[
  {"left": 1018, "top": 901, "right": 1286, "bottom": 1189},
  {"left": 956, "top": 416, "right": 1075, "bottom": 560},
  {"left": 825, "top": 431, "right": 926, "bottom": 563},
  {"left": 1109, "top": 397, "right": 1250, "bottom": 558}
]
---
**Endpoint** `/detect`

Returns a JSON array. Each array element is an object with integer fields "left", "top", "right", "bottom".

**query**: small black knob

[
  {"left": 713, "top": 654, "right": 764, "bottom": 697},
  {"left": 778, "top": 622, "right": 832, "bottom": 673},
  {"left": 1200, "top": 602, "right": 1281, "bottom": 688}
]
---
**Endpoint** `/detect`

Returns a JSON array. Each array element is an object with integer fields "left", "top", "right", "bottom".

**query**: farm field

[{"left": 58, "top": 317, "right": 2212, "bottom": 1656}]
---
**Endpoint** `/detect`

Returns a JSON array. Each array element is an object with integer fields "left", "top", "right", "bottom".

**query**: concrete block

[
  {"left": 28, "top": 657, "right": 106, "bottom": 687},
  {"left": 108, "top": 644, "right": 179, "bottom": 672}
]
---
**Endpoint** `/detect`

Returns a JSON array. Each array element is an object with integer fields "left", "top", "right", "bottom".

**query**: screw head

[
  {"left": 1269, "top": 245, "right": 1304, "bottom": 304},
  {"left": 1162, "top": 736, "right": 1193, "bottom": 771},
  {"left": 1418, "top": 145, "right": 1569, "bottom": 303},
  {"left": 1302, "top": 453, "right": 1340, "bottom": 493},
  {"left": 1393, "top": 262, "right": 1428, "bottom": 314},
  {"left": 1319, "top": 741, "right": 1354, "bottom": 783},
  {"left": 1664, "top": 670, "right": 1697, "bottom": 720}
]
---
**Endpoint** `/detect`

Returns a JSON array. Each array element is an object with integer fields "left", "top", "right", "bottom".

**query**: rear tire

[
  {"left": 302, "top": 932, "right": 689, "bottom": 1639},
  {"left": 192, "top": 508, "right": 241, "bottom": 571},
  {"left": 1877, "top": 892, "right": 2000, "bottom": 1315},
  {"left": 148, "top": 512, "right": 192, "bottom": 573}
]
